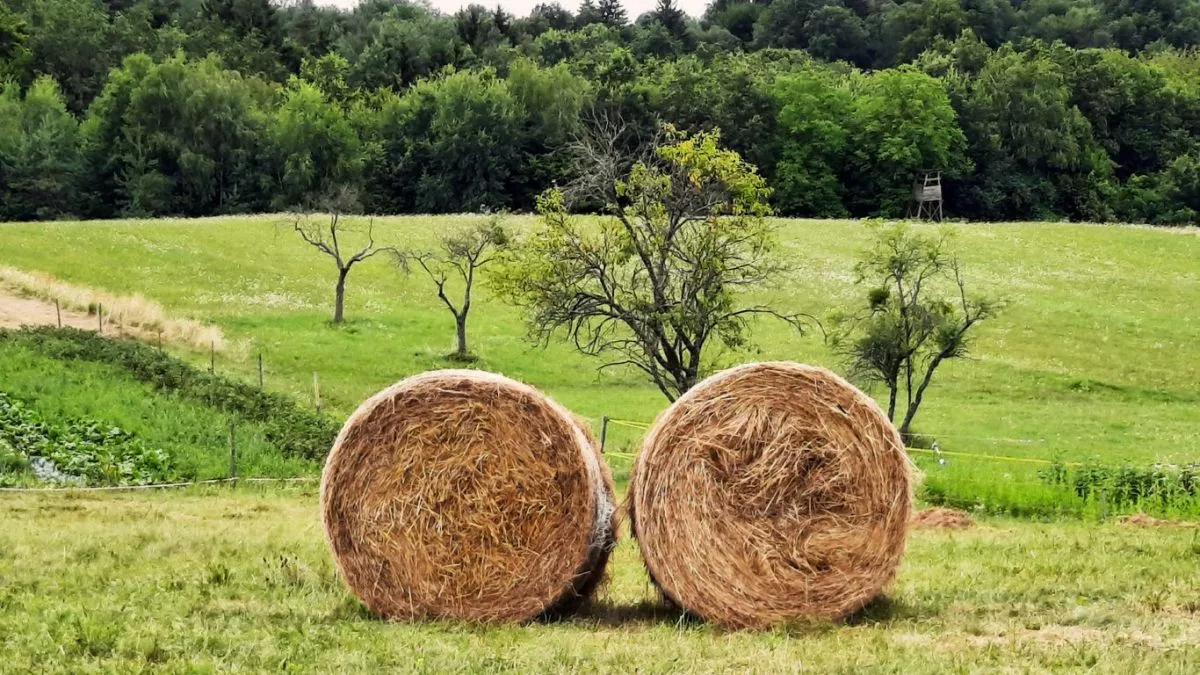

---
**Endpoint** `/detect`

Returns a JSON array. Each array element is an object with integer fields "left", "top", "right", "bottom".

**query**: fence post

[
  {"left": 97, "top": 303, "right": 103, "bottom": 334},
  {"left": 258, "top": 353, "right": 264, "bottom": 389},
  {"left": 210, "top": 341, "right": 215, "bottom": 374},
  {"left": 229, "top": 419, "right": 238, "bottom": 487},
  {"left": 600, "top": 416, "right": 609, "bottom": 453},
  {"left": 313, "top": 372, "right": 322, "bottom": 414},
  {"left": 55, "top": 300, "right": 61, "bottom": 328}
]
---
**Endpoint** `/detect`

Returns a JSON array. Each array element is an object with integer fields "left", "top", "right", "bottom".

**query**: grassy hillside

[
  {"left": 0, "top": 341, "right": 316, "bottom": 482},
  {"left": 1, "top": 488, "right": 1197, "bottom": 672},
  {"left": 1, "top": 216, "right": 1198, "bottom": 511}
]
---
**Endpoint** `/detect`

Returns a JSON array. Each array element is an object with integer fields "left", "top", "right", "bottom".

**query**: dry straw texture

[
  {"left": 0, "top": 265, "right": 224, "bottom": 349},
  {"left": 321, "top": 370, "right": 616, "bottom": 622},
  {"left": 631, "top": 362, "right": 912, "bottom": 628}
]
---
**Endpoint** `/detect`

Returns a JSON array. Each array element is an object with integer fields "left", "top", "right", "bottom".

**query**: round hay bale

[
  {"left": 320, "top": 369, "right": 617, "bottom": 622},
  {"left": 630, "top": 362, "right": 912, "bottom": 628}
]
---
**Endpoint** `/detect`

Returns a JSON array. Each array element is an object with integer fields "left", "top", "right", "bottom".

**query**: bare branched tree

[
  {"left": 398, "top": 216, "right": 508, "bottom": 361},
  {"left": 291, "top": 188, "right": 387, "bottom": 324},
  {"left": 497, "top": 123, "right": 810, "bottom": 401},
  {"left": 832, "top": 221, "right": 998, "bottom": 439}
]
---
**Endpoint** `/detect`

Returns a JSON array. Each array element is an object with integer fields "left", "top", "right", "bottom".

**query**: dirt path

[
  {"left": 0, "top": 289, "right": 101, "bottom": 332},
  {"left": 0, "top": 269, "right": 224, "bottom": 350}
]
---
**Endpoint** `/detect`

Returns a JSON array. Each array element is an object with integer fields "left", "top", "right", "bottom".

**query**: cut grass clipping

[
  {"left": 630, "top": 362, "right": 912, "bottom": 628},
  {"left": 321, "top": 369, "right": 617, "bottom": 622}
]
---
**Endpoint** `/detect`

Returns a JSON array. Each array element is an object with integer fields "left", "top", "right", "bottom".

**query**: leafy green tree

[
  {"left": 752, "top": 0, "right": 822, "bottom": 50},
  {"left": 597, "top": 0, "right": 628, "bottom": 28},
  {"left": 504, "top": 58, "right": 592, "bottom": 208},
  {"left": 1099, "top": 0, "right": 1200, "bottom": 51},
  {"left": 300, "top": 52, "right": 352, "bottom": 103},
  {"left": 368, "top": 68, "right": 522, "bottom": 213},
  {"left": 190, "top": 0, "right": 292, "bottom": 78},
  {"left": 268, "top": 78, "right": 362, "bottom": 210},
  {"left": 643, "top": 53, "right": 793, "bottom": 183},
  {"left": 844, "top": 66, "right": 970, "bottom": 215},
  {"left": 1055, "top": 47, "right": 1186, "bottom": 179},
  {"left": 772, "top": 67, "right": 853, "bottom": 216},
  {"left": 1159, "top": 152, "right": 1200, "bottom": 222},
  {"left": 80, "top": 53, "right": 270, "bottom": 217},
  {"left": 1015, "top": 0, "right": 1114, "bottom": 49},
  {"left": 518, "top": 3, "right": 575, "bottom": 38},
  {"left": 348, "top": 6, "right": 462, "bottom": 91},
  {"left": 455, "top": 4, "right": 505, "bottom": 60},
  {"left": 0, "top": 0, "right": 29, "bottom": 76},
  {"left": 706, "top": 1, "right": 765, "bottom": 44},
  {"left": 832, "top": 221, "right": 997, "bottom": 439},
  {"left": 576, "top": 0, "right": 603, "bottom": 28},
  {"left": 0, "top": 76, "right": 82, "bottom": 220},
  {"left": 950, "top": 44, "right": 1111, "bottom": 220},
  {"left": 652, "top": 0, "right": 688, "bottom": 39},
  {"left": 497, "top": 127, "right": 807, "bottom": 400},
  {"left": 531, "top": 23, "right": 624, "bottom": 68},
  {"left": 803, "top": 5, "right": 870, "bottom": 65},
  {"left": 16, "top": 0, "right": 113, "bottom": 113}
]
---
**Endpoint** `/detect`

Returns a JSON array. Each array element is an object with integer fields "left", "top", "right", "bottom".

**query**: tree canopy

[{"left": 1, "top": 0, "right": 1199, "bottom": 225}]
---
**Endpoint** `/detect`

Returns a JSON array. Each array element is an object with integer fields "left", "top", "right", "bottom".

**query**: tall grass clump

[{"left": 0, "top": 266, "right": 224, "bottom": 350}]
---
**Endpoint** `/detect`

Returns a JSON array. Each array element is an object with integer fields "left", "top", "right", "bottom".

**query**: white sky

[{"left": 314, "top": 0, "right": 710, "bottom": 19}]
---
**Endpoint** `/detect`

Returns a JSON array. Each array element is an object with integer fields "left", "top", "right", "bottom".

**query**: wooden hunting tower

[{"left": 910, "top": 171, "right": 943, "bottom": 221}]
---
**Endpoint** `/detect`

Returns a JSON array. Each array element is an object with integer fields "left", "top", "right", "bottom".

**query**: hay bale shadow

[
  {"left": 844, "top": 594, "right": 929, "bottom": 626},
  {"left": 547, "top": 598, "right": 704, "bottom": 628}
]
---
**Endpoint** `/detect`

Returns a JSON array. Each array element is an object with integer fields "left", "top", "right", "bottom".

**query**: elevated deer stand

[{"left": 909, "top": 172, "right": 943, "bottom": 221}]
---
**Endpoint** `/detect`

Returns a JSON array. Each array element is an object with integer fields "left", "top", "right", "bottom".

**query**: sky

[{"left": 315, "top": 0, "right": 711, "bottom": 19}]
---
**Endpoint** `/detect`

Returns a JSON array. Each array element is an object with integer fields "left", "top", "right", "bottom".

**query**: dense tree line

[{"left": 1, "top": 0, "right": 1199, "bottom": 224}]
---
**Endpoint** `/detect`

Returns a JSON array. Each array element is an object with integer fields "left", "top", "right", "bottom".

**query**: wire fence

[
  {"left": 591, "top": 414, "right": 1066, "bottom": 466},
  {"left": 0, "top": 476, "right": 318, "bottom": 493}
]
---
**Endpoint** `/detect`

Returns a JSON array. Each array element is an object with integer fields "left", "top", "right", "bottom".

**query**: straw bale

[
  {"left": 321, "top": 370, "right": 616, "bottom": 621},
  {"left": 630, "top": 362, "right": 911, "bottom": 628}
]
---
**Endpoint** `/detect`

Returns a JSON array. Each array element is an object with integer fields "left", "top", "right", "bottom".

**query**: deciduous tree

[
  {"left": 291, "top": 188, "right": 386, "bottom": 324},
  {"left": 832, "top": 221, "right": 997, "bottom": 439},
  {"left": 497, "top": 124, "right": 808, "bottom": 400},
  {"left": 400, "top": 216, "right": 508, "bottom": 361}
]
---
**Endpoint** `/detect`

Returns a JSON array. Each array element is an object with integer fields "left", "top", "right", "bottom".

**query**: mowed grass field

[
  {"left": 2, "top": 216, "right": 1200, "bottom": 671},
  {"left": 1, "top": 486, "right": 1198, "bottom": 672},
  {"left": 1, "top": 215, "right": 1198, "bottom": 509}
]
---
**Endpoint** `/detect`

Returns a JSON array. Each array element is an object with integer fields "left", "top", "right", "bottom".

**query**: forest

[{"left": 1, "top": 0, "right": 1199, "bottom": 224}]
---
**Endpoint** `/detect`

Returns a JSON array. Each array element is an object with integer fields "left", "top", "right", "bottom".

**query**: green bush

[{"left": 0, "top": 327, "right": 339, "bottom": 461}]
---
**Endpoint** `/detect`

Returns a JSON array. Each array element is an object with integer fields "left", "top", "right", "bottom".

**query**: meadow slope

[{"left": 1, "top": 215, "right": 1198, "bottom": 511}]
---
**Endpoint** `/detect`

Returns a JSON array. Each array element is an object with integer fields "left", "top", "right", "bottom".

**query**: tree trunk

[
  {"left": 887, "top": 383, "right": 898, "bottom": 422},
  {"left": 900, "top": 356, "right": 944, "bottom": 441},
  {"left": 454, "top": 312, "right": 469, "bottom": 359},
  {"left": 333, "top": 269, "right": 348, "bottom": 324}
]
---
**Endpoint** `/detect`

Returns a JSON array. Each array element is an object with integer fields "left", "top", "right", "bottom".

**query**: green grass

[
  {"left": 0, "top": 342, "right": 315, "bottom": 480},
  {"left": 0, "top": 487, "right": 1197, "bottom": 672},
  {"left": 1, "top": 215, "right": 1198, "bottom": 512}
]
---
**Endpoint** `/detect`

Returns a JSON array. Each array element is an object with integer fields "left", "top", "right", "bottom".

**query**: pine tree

[
  {"left": 576, "top": 0, "right": 602, "bottom": 27},
  {"left": 597, "top": 0, "right": 627, "bottom": 27},
  {"left": 653, "top": 0, "right": 687, "bottom": 38}
]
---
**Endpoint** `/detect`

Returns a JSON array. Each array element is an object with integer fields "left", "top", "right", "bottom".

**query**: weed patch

[{"left": 0, "top": 392, "right": 173, "bottom": 486}]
